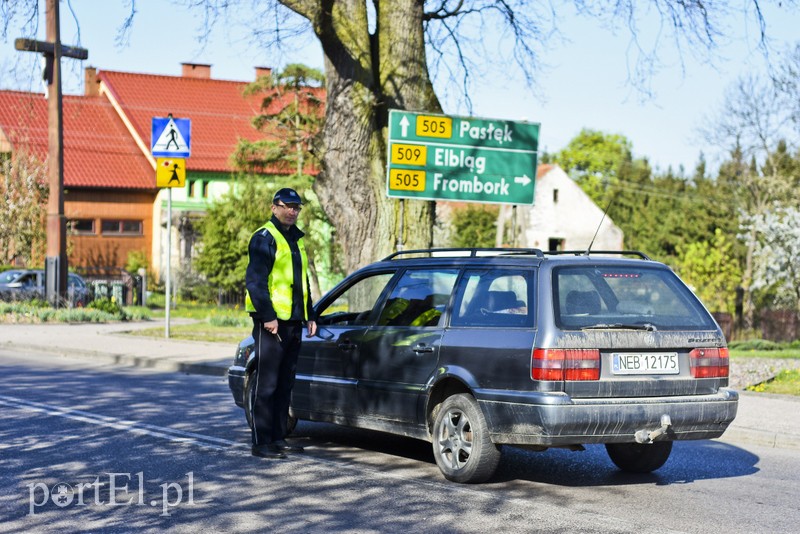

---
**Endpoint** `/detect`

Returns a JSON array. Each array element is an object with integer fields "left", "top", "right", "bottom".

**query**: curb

[{"left": 718, "top": 427, "right": 800, "bottom": 451}]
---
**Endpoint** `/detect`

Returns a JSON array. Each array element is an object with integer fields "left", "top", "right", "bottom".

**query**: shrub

[
  {"left": 208, "top": 313, "right": 250, "bottom": 328},
  {"left": 124, "top": 306, "right": 152, "bottom": 321},
  {"left": 88, "top": 297, "right": 124, "bottom": 317},
  {"left": 55, "top": 308, "right": 118, "bottom": 323}
]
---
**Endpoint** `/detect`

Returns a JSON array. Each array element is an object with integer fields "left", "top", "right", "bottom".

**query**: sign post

[
  {"left": 152, "top": 115, "right": 191, "bottom": 338},
  {"left": 386, "top": 110, "right": 540, "bottom": 205}
]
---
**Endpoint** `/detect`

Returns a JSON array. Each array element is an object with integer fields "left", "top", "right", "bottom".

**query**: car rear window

[{"left": 554, "top": 265, "right": 717, "bottom": 331}]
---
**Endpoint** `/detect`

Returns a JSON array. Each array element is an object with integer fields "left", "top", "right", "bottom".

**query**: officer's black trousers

[{"left": 250, "top": 319, "right": 302, "bottom": 445}]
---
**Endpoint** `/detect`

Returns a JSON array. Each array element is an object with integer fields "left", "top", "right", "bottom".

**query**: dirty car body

[{"left": 228, "top": 248, "right": 738, "bottom": 483}]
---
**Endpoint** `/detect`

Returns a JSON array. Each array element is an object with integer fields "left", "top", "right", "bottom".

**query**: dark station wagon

[{"left": 228, "top": 248, "right": 738, "bottom": 483}]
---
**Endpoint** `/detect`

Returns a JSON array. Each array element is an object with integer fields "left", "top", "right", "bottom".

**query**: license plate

[{"left": 611, "top": 352, "right": 679, "bottom": 375}]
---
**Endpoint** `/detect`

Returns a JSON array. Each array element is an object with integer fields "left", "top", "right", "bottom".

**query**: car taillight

[
  {"left": 689, "top": 347, "right": 729, "bottom": 378},
  {"left": 532, "top": 348, "right": 600, "bottom": 381}
]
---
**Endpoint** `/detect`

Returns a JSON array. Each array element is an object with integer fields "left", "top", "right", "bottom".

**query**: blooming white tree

[{"left": 740, "top": 206, "right": 800, "bottom": 311}]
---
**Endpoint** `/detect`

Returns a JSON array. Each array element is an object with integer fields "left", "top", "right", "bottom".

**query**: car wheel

[
  {"left": 605, "top": 441, "right": 673, "bottom": 473},
  {"left": 431, "top": 394, "right": 501, "bottom": 483},
  {"left": 244, "top": 370, "right": 297, "bottom": 436}
]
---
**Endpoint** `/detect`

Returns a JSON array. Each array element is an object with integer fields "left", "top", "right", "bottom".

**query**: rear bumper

[
  {"left": 476, "top": 388, "right": 739, "bottom": 446},
  {"left": 227, "top": 365, "right": 246, "bottom": 408}
]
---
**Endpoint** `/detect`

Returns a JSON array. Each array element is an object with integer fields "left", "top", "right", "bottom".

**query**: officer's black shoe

[
  {"left": 251, "top": 444, "right": 287, "bottom": 459},
  {"left": 273, "top": 440, "right": 304, "bottom": 453}
]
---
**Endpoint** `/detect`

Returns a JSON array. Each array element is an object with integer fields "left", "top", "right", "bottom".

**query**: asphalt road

[{"left": 1, "top": 349, "right": 798, "bottom": 533}]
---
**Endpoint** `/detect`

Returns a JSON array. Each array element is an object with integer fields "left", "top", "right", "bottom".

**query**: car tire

[
  {"left": 431, "top": 394, "right": 501, "bottom": 483},
  {"left": 244, "top": 370, "right": 297, "bottom": 435},
  {"left": 605, "top": 441, "right": 673, "bottom": 473},
  {"left": 244, "top": 370, "right": 257, "bottom": 430}
]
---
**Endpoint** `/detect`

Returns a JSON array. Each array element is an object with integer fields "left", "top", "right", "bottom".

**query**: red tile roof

[
  {"left": 0, "top": 90, "right": 155, "bottom": 189},
  {"left": 536, "top": 163, "right": 553, "bottom": 178},
  {"left": 98, "top": 70, "right": 320, "bottom": 173}
]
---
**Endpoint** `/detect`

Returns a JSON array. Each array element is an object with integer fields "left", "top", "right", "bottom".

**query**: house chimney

[
  {"left": 84, "top": 66, "right": 99, "bottom": 96},
  {"left": 255, "top": 67, "right": 273, "bottom": 80},
  {"left": 181, "top": 63, "right": 212, "bottom": 79}
]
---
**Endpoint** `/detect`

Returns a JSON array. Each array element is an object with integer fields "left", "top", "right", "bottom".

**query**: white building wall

[{"left": 515, "top": 165, "right": 624, "bottom": 251}]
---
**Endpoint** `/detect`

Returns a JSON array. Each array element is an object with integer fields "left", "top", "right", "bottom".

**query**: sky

[{"left": 1, "top": 1, "right": 799, "bottom": 175}]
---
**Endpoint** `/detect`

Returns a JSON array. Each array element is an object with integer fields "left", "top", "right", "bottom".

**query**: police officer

[{"left": 245, "top": 188, "right": 317, "bottom": 459}]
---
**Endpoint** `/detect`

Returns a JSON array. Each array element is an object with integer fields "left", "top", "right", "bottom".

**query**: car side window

[
  {"left": 452, "top": 269, "right": 532, "bottom": 327},
  {"left": 376, "top": 268, "right": 458, "bottom": 327},
  {"left": 318, "top": 272, "right": 394, "bottom": 326}
]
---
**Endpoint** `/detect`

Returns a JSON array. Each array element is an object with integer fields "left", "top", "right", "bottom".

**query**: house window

[
  {"left": 68, "top": 219, "right": 96, "bottom": 235},
  {"left": 553, "top": 188, "right": 559, "bottom": 203},
  {"left": 202, "top": 181, "right": 209, "bottom": 198},
  {"left": 101, "top": 219, "right": 143, "bottom": 235},
  {"left": 548, "top": 238, "right": 564, "bottom": 252},
  {"left": 188, "top": 180, "right": 196, "bottom": 198}
]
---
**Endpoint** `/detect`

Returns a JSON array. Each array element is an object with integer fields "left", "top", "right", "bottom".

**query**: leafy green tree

[
  {"left": 0, "top": 151, "right": 47, "bottom": 266},
  {"left": 703, "top": 71, "right": 800, "bottom": 326},
  {"left": 234, "top": 63, "right": 325, "bottom": 176},
  {"left": 225, "top": 63, "right": 339, "bottom": 298},
  {"left": 675, "top": 229, "right": 743, "bottom": 314},
  {"left": 194, "top": 179, "right": 270, "bottom": 296},
  {"left": 194, "top": 177, "right": 340, "bottom": 301},
  {"left": 450, "top": 205, "right": 499, "bottom": 248},
  {"left": 553, "top": 129, "right": 634, "bottom": 205}
]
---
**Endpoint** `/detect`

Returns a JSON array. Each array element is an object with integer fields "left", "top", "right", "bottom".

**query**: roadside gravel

[{"left": 729, "top": 357, "right": 800, "bottom": 390}]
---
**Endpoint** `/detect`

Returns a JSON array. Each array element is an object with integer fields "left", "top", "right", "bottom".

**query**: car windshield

[
  {"left": 0, "top": 270, "right": 23, "bottom": 284},
  {"left": 554, "top": 265, "right": 717, "bottom": 331}
]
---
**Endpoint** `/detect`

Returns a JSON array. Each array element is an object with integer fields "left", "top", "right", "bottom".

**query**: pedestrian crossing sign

[
  {"left": 151, "top": 115, "right": 191, "bottom": 158},
  {"left": 156, "top": 158, "right": 186, "bottom": 188}
]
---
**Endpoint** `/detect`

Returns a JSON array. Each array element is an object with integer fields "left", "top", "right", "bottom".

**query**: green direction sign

[{"left": 386, "top": 110, "right": 540, "bottom": 205}]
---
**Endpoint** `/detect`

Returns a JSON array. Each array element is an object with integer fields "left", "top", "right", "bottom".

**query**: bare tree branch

[{"left": 114, "top": 0, "right": 137, "bottom": 48}]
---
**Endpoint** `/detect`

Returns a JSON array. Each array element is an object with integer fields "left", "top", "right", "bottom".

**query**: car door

[
  {"left": 357, "top": 268, "right": 459, "bottom": 424},
  {"left": 442, "top": 267, "right": 537, "bottom": 391},
  {"left": 293, "top": 271, "right": 395, "bottom": 419}
]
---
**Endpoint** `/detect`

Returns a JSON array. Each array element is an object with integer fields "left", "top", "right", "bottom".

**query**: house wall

[
  {"left": 516, "top": 166, "right": 624, "bottom": 251},
  {"left": 151, "top": 171, "right": 232, "bottom": 279},
  {"left": 66, "top": 189, "right": 156, "bottom": 273}
]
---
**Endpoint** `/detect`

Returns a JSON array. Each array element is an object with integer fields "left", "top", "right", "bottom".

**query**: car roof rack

[
  {"left": 382, "top": 247, "right": 545, "bottom": 261},
  {"left": 543, "top": 250, "right": 652, "bottom": 260}
]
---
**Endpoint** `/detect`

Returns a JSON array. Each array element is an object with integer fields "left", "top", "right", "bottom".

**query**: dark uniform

[{"left": 245, "top": 190, "right": 314, "bottom": 458}]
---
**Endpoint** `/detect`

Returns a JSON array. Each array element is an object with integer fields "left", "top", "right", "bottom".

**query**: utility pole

[{"left": 15, "top": 0, "right": 88, "bottom": 306}]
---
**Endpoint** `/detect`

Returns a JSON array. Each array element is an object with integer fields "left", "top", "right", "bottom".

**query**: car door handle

[
  {"left": 338, "top": 341, "right": 356, "bottom": 351},
  {"left": 412, "top": 344, "right": 435, "bottom": 353}
]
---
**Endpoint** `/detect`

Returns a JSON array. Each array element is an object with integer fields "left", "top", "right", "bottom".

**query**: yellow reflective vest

[{"left": 245, "top": 221, "right": 309, "bottom": 320}]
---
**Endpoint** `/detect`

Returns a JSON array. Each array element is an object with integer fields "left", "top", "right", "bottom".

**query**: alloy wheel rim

[{"left": 437, "top": 408, "right": 473, "bottom": 470}]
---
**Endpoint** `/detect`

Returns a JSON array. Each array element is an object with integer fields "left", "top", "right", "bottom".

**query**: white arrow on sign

[
  {"left": 514, "top": 174, "right": 532, "bottom": 186},
  {"left": 399, "top": 115, "right": 410, "bottom": 137}
]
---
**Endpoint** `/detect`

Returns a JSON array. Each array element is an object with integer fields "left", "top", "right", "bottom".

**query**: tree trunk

[{"left": 282, "top": 0, "right": 438, "bottom": 274}]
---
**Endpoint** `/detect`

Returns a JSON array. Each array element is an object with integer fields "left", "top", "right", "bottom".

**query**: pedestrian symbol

[
  {"left": 156, "top": 158, "right": 186, "bottom": 188},
  {"left": 151, "top": 115, "right": 191, "bottom": 158}
]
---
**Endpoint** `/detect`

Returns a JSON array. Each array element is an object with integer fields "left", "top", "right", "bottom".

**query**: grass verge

[
  {"left": 746, "top": 369, "right": 800, "bottom": 395},
  {"left": 729, "top": 348, "right": 800, "bottom": 359},
  {"left": 126, "top": 321, "right": 248, "bottom": 344}
]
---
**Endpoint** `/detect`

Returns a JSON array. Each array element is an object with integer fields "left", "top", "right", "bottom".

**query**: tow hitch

[{"left": 634, "top": 414, "right": 672, "bottom": 444}]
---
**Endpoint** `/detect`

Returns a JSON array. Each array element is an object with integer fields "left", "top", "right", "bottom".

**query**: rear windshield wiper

[{"left": 581, "top": 323, "right": 657, "bottom": 332}]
